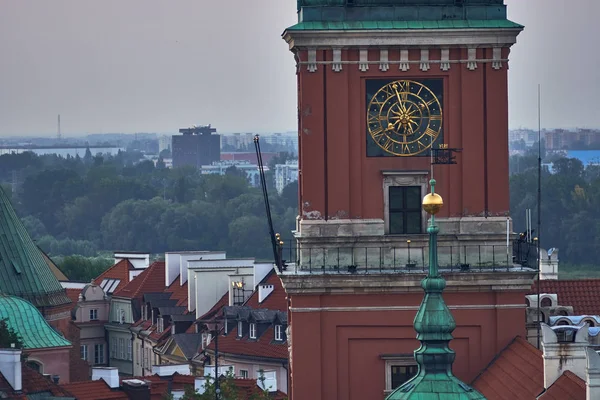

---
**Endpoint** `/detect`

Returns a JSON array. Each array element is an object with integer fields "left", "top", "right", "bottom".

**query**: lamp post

[{"left": 205, "top": 318, "right": 224, "bottom": 400}]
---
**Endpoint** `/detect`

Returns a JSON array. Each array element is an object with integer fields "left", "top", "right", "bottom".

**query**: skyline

[{"left": 1, "top": 0, "right": 599, "bottom": 136}]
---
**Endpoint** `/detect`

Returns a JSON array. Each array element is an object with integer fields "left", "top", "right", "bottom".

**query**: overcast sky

[{"left": 0, "top": 0, "right": 598, "bottom": 136}]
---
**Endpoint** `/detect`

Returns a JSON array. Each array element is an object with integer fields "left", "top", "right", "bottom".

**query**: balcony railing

[{"left": 278, "top": 241, "right": 535, "bottom": 274}]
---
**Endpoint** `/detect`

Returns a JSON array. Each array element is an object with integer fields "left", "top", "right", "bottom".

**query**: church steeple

[
  {"left": 0, "top": 186, "right": 70, "bottom": 308},
  {"left": 386, "top": 179, "right": 486, "bottom": 399}
]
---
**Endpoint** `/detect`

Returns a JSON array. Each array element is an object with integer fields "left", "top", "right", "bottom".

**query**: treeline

[
  {"left": 510, "top": 149, "right": 600, "bottom": 265},
  {"left": 0, "top": 150, "right": 297, "bottom": 269}
]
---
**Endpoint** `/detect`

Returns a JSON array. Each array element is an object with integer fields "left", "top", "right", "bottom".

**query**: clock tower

[{"left": 278, "top": 1, "right": 536, "bottom": 399}]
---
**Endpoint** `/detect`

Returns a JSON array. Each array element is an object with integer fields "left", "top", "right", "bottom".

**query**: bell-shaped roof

[
  {"left": 0, "top": 295, "right": 71, "bottom": 349},
  {"left": 0, "top": 187, "right": 70, "bottom": 307}
]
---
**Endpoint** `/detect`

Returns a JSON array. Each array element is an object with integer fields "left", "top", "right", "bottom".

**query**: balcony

[{"left": 278, "top": 240, "right": 536, "bottom": 274}]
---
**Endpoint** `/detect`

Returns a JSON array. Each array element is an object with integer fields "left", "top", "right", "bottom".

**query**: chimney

[
  {"left": 258, "top": 284, "right": 274, "bottom": 303},
  {"left": 586, "top": 347, "right": 600, "bottom": 400},
  {"left": 92, "top": 367, "right": 120, "bottom": 389},
  {"left": 152, "top": 364, "right": 191, "bottom": 377},
  {"left": 540, "top": 248, "right": 559, "bottom": 280},
  {"left": 114, "top": 253, "right": 150, "bottom": 270},
  {"left": 541, "top": 323, "right": 589, "bottom": 388},
  {"left": 0, "top": 349, "right": 22, "bottom": 392},
  {"left": 194, "top": 377, "right": 206, "bottom": 395},
  {"left": 122, "top": 379, "right": 151, "bottom": 400}
]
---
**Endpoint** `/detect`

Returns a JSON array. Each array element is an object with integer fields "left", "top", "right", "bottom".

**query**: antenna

[
  {"left": 57, "top": 114, "right": 61, "bottom": 140},
  {"left": 536, "top": 84, "right": 542, "bottom": 349}
]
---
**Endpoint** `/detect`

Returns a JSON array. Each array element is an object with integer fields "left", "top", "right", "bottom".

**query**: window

[
  {"left": 249, "top": 323, "right": 256, "bottom": 339},
  {"left": 136, "top": 343, "right": 140, "bottom": 365},
  {"left": 143, "top": 346, "right": 148, "bottom": 368},
  {"left": 26, "top": 361, "right": 42, "bottom": 373},
  {"left": 275, "top": 325, "right": 283, "bottom": 341},
  {"left": 157, "top": 317, "right": 164, "bottom": 333},
  {"left": 89, "top": 309, "right": 98, "bottom": 320},
  {"left": 80, "top": 345, "right": 88, "bottom": 361},
  {"left": 383, "top": 356, "right": 418, "bottom": 393},
  {"left": 94, "top": 344, "right": 104, "bottom": 364},
  {"left": 391, "top": 365, "right": 418, "bottom": 389},
  {"left": 111, "top": 338, "right": 117, "bottom": 358},
  {"left": 201, "top": 333, "right": 208, "bottom": 349},
  {"left": 541, "top": 297, "right": 552, "bottom": 307},
  {"left": 240, "top": 369, "right": 249, "bottom": 379},
  {"left": 127, "top": 340, "right": 132, "bottom": 361},
  {"left": 238, "top": 321, "right": 243, "bottom": 337},
  {"left": 119, "top": 338, "right": 125, "bottom": 360},
  {"left": 389, "top": 186, "right": 422, "bottom": 234}
]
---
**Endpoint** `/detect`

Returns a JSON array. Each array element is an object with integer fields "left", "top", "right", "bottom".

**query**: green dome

[
  {"left": 0, "top": 295, "right": 71, "bottom": 349},
  {"left": 0, "top": 187, "right": 70, "bottom": 308}
]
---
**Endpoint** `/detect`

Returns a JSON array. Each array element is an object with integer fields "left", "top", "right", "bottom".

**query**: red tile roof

[
  {"left": 231, "top": 378, "right": 287, "bottom": 399},
  {"left": 165, "top": 275, "right": 189, "bottom": 307},
  {"left": 113, "top": 261, "right": 166, "bottom": 299},
  {"left": 62, "top": 380, "right": 128, "bottom": 400},
  {"left": 540, "top": 371, "right": 586, "bottom": 400},
  {"left": 244, "top": 270, "right": 287, "bottom": 311},
  {"left": 63, "top": 377, "right": 170, "bottom": 400},
  {"left": 533, "top": 280, "right": 600, "bottom": 315},
  {"left": 93, "top": 259, "right": 134, "bottom": 294},
  {"left": 65, "top": 288, "right": 81, "bottom": 304},
  {"left": 472, "top": 336, "right": 544, "bottom": 400},
  {"left": 207, "top": 322, "right": 288, "bottom": 360},
  {"left": 0, "top": 364, "right": 74, "bottom": 398}
]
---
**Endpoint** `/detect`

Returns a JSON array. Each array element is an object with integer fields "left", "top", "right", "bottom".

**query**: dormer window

[
  {"left": 238, "top": 321, "right": 243, "bottom": 337},
  {"left": 275, "top": 325, "right": 283, "bottom": 341},
  {"left": 250, "top": 323, "right": 256, "bottom": 339}
]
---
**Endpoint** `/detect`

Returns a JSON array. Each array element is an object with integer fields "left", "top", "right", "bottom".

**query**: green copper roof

[
  {"left": 0, "top": 187, "right": 70, "bottom": 308},
  {"left": 386, "top": 180, "right": 485, "bottom": 400},
  {"left": 287, "top": 19, "right": 522, "bottom": 31},
  {"left": 0, "top": 295, "right": 71, "bottom": 349}
]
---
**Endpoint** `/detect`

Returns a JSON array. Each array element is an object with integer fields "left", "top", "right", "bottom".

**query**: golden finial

[{"left": 422, "top": 179, "right": 443, "bottom": 215}]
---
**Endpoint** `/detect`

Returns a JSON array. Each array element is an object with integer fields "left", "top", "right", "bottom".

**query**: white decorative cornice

[
  {"left": 440, "top": 48, "right": 450, "bottom": 71},
  {"left": 283, "top": 28, "right": 523, "bottom": 50},
  {"left": 399, "top": 49, "right": 410, "bottom": 71},
  {"left": 467, "top": 48, "right": 477, "bottom": 71},
  {"left": 420, "top": 48, "right": 430, "bottom": 72},
  {"left": 332, "top": 48, "right": 342, "bottom": 72},
  {"left": 379, "top": 49, "right": 389, "bottom": 72},
  {"left": 307, "top": 48, "right": 317, "bottom": 73},
  {"left": 492, "top": 47, "right": 502, "bottom": 70},
  {"left": 359, "top": 49, "right": 369, "bottom": 72}
]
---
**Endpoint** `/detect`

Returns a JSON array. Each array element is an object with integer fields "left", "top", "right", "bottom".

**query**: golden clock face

[{"left": 366, "top": 79, "right": 443, "bottom": 157}]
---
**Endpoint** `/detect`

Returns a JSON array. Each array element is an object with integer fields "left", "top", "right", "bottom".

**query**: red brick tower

[{"left": 278, "top": 1, "right": 536, "bottom": 399}]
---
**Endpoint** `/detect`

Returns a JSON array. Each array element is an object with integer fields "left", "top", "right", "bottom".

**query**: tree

[
  {"left": 180, "top": 369, "right": 274, "bottom": 400},
  {"left": 0, "top": 318, "right": 23, "bottom": 349}
]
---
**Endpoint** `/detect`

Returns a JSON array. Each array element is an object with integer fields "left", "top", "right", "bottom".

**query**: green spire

[
  {"left": 0, "top": 187, "right": 70, "bottom": 308},
  {"left": 386, "top": 179, "right": 486, "bottom": 400}
]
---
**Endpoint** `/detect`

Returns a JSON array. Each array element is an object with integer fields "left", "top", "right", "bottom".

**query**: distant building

[
  {"left": 172, "top": 125, "right": 220, "bottom": 168},
  {"left": 201, "top": 160, "right": 266, "bottom": 188},
  {"left": 220, "top": 151, "right": 278, "bottom": 165},
  {"left": 274, "top": 160, "right": 298, "bottom": 193},
  {"left": 158, "top": 135, "right": 171, "bottom": 154}
]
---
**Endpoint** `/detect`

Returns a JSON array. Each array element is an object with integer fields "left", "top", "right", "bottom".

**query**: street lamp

[{"left": 205, "top": 318, "right": 224, "bottom": 400}]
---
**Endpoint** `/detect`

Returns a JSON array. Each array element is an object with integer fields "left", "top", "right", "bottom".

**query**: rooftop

[
  {"left": 0, "top": 187, "right": 70, "bottom": 308},
  {"left": 113, "top": 261, "right": 165, "bottom": 299},
  {"left": 539, "top": 371, "right": 586, "bottom": 400},
  {"left": 0, "top": 295, "right": 71, "bottom": 349},
  {"left": 0, "top": 363, "right": 74, "bottom": 399},
  {"left": 472, "top": 336, "right": 544, "bottom": 400},
  {"left": 92, "top": 259, "right": 134, "bottom": 295},
  {"left": 532, "top": 280, "right": 600, "bottom": 316}
]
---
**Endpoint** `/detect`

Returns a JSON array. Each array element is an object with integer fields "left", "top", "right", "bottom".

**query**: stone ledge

[{"left": 277, "top": 269, "right": 536, "bottom": 295}]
